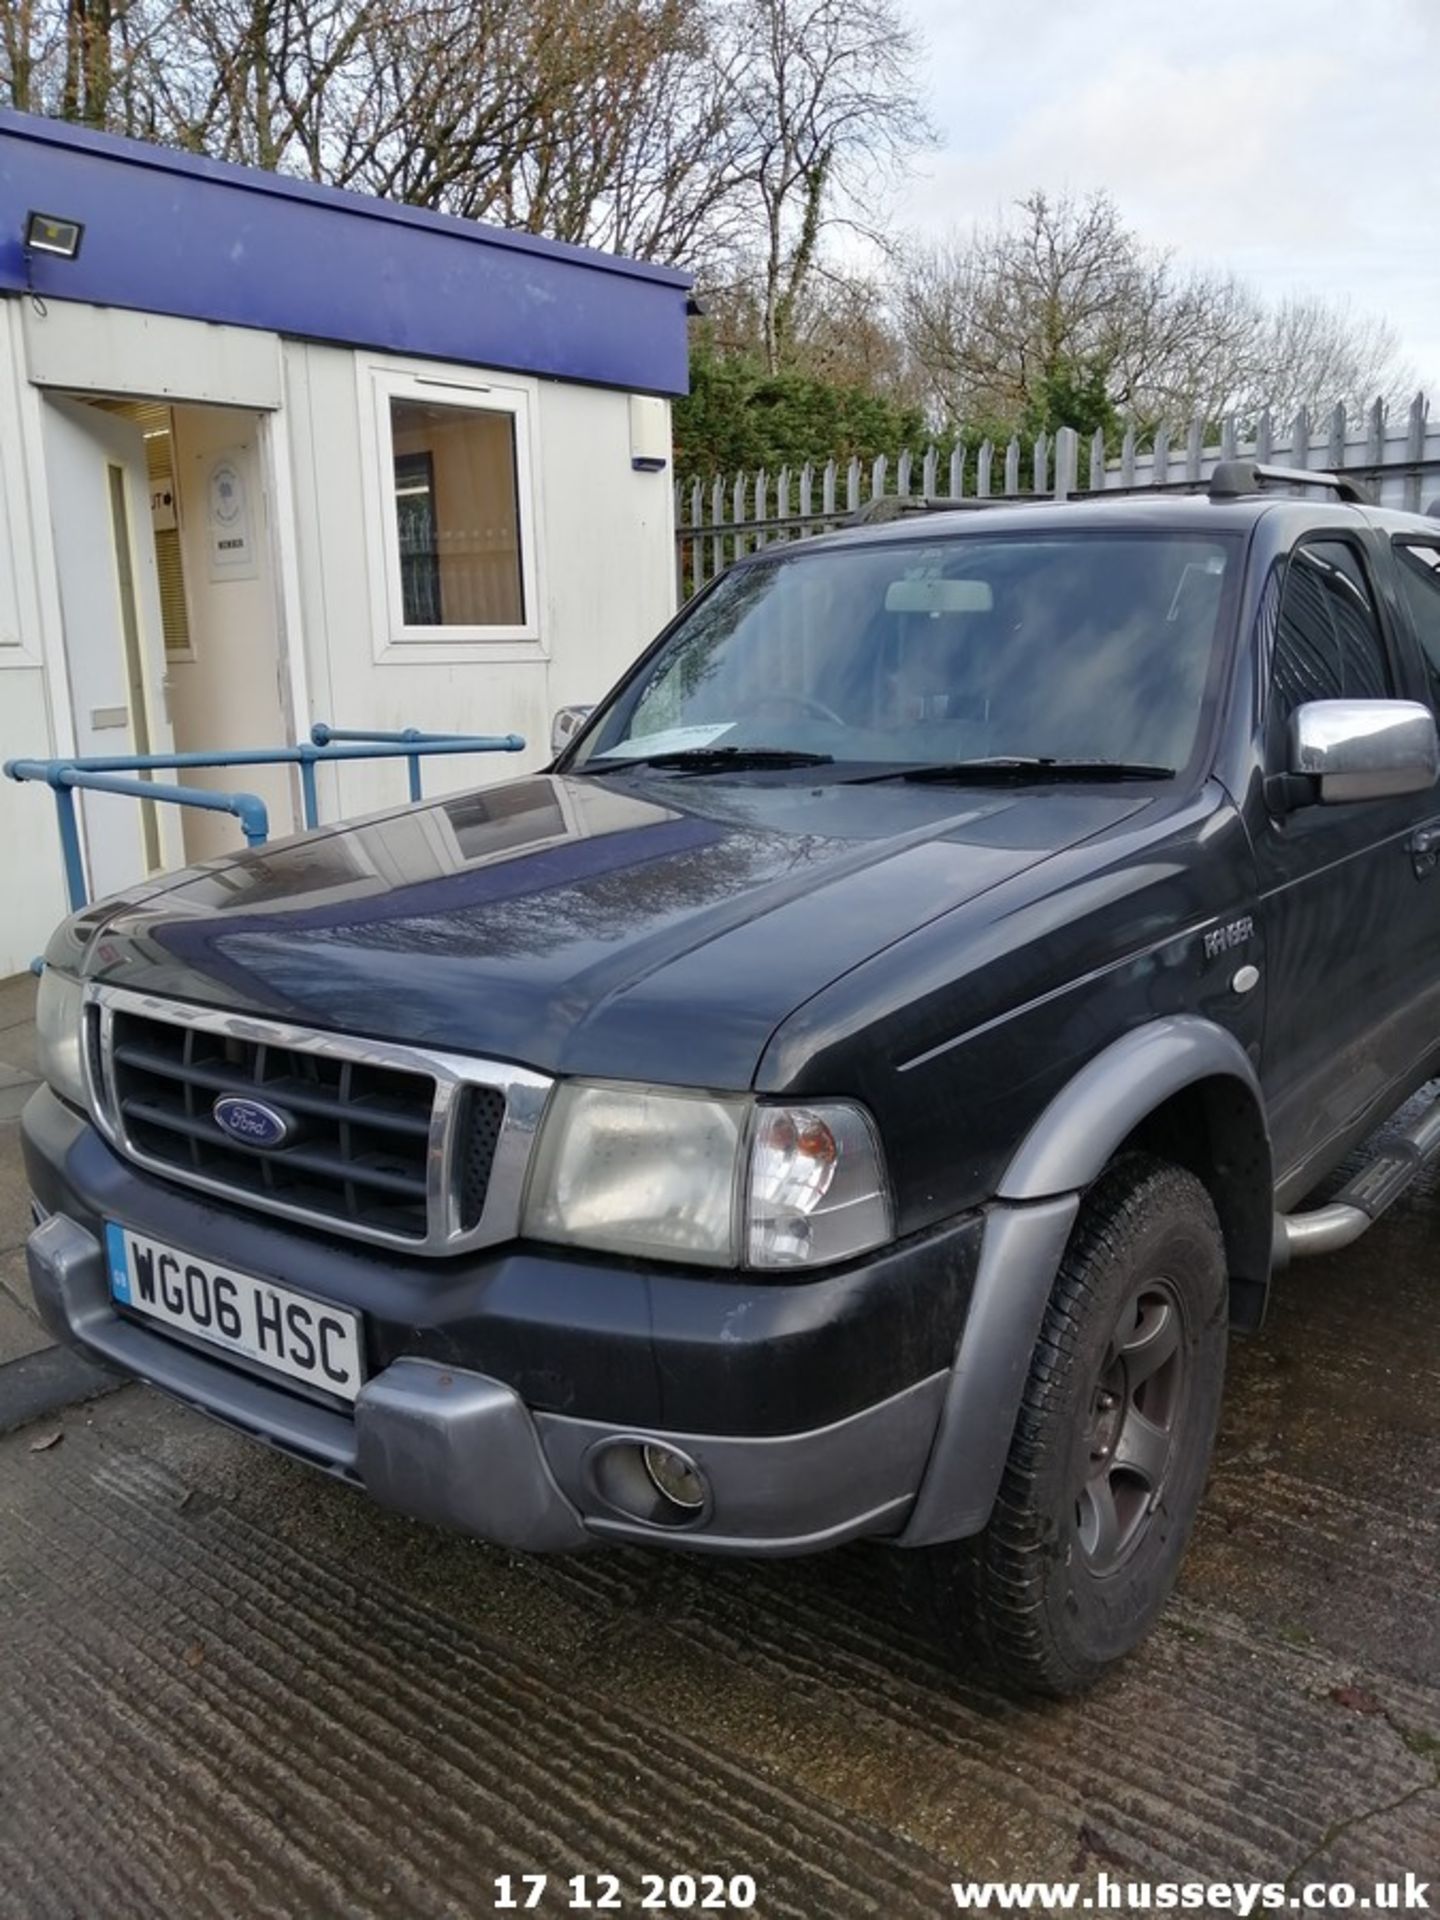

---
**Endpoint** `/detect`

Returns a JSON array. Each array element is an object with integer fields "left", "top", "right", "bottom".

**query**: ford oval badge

[{"left": 212, "top": 1094, "right": 293, "bottom": 1150}]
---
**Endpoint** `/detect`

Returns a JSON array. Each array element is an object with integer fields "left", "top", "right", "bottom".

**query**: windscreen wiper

[
  {"left": 852, "top": 756, "right": 1176, "bottom": 785},
  {"left": 585, "top": 746, "right": 835, "bottom": 775}
]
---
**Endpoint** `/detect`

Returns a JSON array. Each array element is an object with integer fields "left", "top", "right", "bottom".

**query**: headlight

[
  {"left": 523, "top": 1082, "right": 746, "bottom": 1266},
  {"left": 521, "top": 1081, "right": 892, "bottom": 1271},
  {"left": 35, "top": 968, "right": 87, "bottom": 1109}
]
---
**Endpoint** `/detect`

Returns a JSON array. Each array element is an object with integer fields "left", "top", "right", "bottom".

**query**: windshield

[{"left": 574, "top": 532, "right": 1237, "bottom": 776}]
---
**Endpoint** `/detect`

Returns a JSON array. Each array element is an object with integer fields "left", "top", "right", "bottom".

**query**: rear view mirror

[
  {"left": 884, "top": 578, "right": 994, "bottom": 616},
  {"left": 1288, "top": 699, "right": 1439, "bottom": 803}
]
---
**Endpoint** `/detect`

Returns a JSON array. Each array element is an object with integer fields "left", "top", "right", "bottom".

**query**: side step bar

[{"left": 1274, "top": 1091, "right": 1440, "bottom": 1266}]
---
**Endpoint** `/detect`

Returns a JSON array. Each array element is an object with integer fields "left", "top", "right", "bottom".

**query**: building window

[{"left": 380, "top": 386, "right": 531, "bottom": 638}]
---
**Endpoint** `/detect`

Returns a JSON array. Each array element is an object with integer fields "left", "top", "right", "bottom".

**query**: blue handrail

[
  {"left": 5, "top": 721, "right": 526, "bottom": 912},
  {"left": 308, "top": 724, "right": 505, "bottom": 803}
]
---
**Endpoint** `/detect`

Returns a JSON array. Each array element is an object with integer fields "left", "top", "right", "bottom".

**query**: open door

[{"left": 41, "top": 395, "right": 182, "bottom": 900}]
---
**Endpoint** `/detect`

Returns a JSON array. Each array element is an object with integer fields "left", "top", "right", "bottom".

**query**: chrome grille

[{"left": 85, "top": 985, "right": 552, "bottom": 1255}]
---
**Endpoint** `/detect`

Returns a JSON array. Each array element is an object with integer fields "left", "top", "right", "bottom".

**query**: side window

[
  {"left": 1271, "top": 539, "right": 1391, "bottom": 728},
  {"left": 1394, "top": 543, "right": 1440, "bottom": 709}
]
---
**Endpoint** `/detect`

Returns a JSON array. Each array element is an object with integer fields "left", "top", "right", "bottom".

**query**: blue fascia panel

[{"left": 0, "top": 111, "right": 692, "bottom": 395}]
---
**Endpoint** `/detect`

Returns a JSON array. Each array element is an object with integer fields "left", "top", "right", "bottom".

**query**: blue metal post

[
  {"left": 52, "top": 781, "right": 89, "bottom": 911},
  {"left": 299, "top": 748, "right": 320, "bottom": 830},
  {"left": 404, "top": 729, "right": 422, "bottom": 802}
]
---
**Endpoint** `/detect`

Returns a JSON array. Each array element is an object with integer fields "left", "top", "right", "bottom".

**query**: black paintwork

[{"left": 32, "top": 489, "right": 1440, "bottom": 1426}]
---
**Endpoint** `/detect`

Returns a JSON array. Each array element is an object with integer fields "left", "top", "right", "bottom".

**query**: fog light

[{"left": 642, "top": 1443, "right": 706, "bottom": 1513}]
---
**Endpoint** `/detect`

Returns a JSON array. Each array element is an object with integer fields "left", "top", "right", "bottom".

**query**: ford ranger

[{"left": 24, "top": 459, "right": 1440, "bottom": 1694}]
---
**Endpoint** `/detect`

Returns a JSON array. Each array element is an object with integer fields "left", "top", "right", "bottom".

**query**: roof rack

[
  {"left": 1208, "top": 459, "right": 1373, "bottom": 506},
  {"left": 849, "top": 495, "right": 997, "bottom": 525}
]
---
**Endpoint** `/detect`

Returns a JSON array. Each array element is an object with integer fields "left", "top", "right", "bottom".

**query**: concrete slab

[
  {"left": 0, "top": 1245, "right": 39, "bottom": 1321},
  {"left": 0, "top": 974, "right": 38, "bottom": 1128},
  {"left": 0, "top": 1123, "right": 34, "bottom": 1256},
  {"left": 0, "top": 1371, "right": 1434, "bottom": 1911},
  {"left": 0, "top": 1283, "right": 47, "bottom": 1365},
  {"left": 0, "top": 970, "right": 38, "bottom": 1034}
]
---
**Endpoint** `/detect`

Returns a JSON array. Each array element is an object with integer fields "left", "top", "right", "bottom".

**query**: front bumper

[{"left": 23, "top": 1089, "right": 977, "bottom": 1556}]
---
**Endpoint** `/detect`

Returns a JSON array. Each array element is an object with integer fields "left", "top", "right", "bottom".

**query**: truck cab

[{"left": 24, "top": 461, "right": 1440, "bottom": 1694}]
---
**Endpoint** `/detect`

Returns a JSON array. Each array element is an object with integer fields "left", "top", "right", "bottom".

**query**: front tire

[{"left": 930, "top": 1155, "right": 1229, "bottom": 1696}]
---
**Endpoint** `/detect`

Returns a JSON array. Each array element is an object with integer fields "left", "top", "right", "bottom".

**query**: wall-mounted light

[
  {"left": 24, "top": 211, "right": 85, "bottom": 261},
  {"left": 629, "top": 394, "right": 669, "bottom": 474}
]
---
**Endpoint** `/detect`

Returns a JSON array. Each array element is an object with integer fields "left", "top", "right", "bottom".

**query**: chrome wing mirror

[
  {"left": 550, "top": 705, "right": 595, "bottom": 758},
  {"left": 1288, "top": 699, "right": 1439, "bottom": 803}
]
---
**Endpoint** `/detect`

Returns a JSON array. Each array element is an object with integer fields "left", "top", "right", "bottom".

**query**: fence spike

[
  {"left": 1033, "top": 432, "right": 1049, "bottom": 496},
  {"left": 732, "top": 472, "right": 748, "bottom": 560},
  {"left": 1291, "top": 407, "right": 1310, "bottom": 469},
  {"left": 754, "top": 469, "right": 769, "bottom": 546},
  {"left": 1090, "top": 428, "right": 1106, "bottom": 492},
  {"left": 1220, "top": 416, "right": 1237, "bottom": 460},
  {"left": 689, "top": 478, "right": 705, "bottom": 593},
  {"left": 1256, "top": 410, "right": 1273, "bottom": 463},
  {"left": 1153, "top": 426, "right": 1170, "bottom": 486},
  {"left": 711, "top": 475, "right": 725, "bottom": 577},
  {"left": 977, "top": 440, "right": 993, "bottom": 499},
  {"left": 846, "top": 457, "right": 860, "bottom": 512},
  {"left": 922, "top": 444, "right": 938, "bottom": 497},
  {"left": 1407, "top": 392, "right": 1428, "bottom": 509},
  {"left": 871, "top": 453, "right": 888, "bottom": 501},
  {"left": 799, "top": 462, "right": 814, "bottom": 518},
  {"left": 777, "top": 465, "right": 791, "bottom": 531},
  {"left": 1054, "top": 427, "right": 1078, "bottom": 501},
  {"left": 897, "top": 448, "right": 913, "bottom": 498},
  {"left": 1004, "top": 437, "right": 1021, "bottom": 496},
  {"left": 1121, "top": 426, "right": 1136, "bottom": 487},
  {"left": 1327, "top": 405, "right": 1346, "bottom": 469},
  {"left": 822, "top": 459, "right": 836, "bottom": 515},
  {"left": 1186, "top": 415, "right": 1203, "bottom": 481},
  {"left": 949, "top": 443, "right": 965, "bottom": 500},
  {"left": 1367, "top": 397, "right": 1386, "bottom": 468}
]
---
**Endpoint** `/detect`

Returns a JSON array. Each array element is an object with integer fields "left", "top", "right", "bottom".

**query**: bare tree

[
  {"left": 898, "top": 190, "right": 1411, "bottom": 434},
  {"left": 718, "top": 0, "right": 930, "bottom": 372}
]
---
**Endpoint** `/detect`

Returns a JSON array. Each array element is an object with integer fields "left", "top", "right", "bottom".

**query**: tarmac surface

[{"left": 0, "top": 969, "right": 1437, "bottom": 1915}]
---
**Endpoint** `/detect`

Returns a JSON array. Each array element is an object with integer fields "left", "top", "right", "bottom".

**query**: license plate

[{"left": 105, "top": 1224, "right": 364, "bottom": 1402}]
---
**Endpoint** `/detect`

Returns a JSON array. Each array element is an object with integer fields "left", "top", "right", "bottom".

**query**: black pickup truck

[{"left": 24, "top": 461, "right": 1440, "bottom": 1694}]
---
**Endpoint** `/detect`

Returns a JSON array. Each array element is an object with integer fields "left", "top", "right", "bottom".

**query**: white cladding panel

[
  {"left": 22, "top": 302, "right": 283, "bottom": 409},
  {"left": 281, "top": 340, "right": 676, "bottom": 823},
  {"left": 0, "top": 299, "right": 69, "bottom": 977}
]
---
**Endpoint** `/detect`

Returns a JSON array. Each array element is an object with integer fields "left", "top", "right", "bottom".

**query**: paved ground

[{"left": 0, "top": 968, "right": 1436, "bottom": 1914}]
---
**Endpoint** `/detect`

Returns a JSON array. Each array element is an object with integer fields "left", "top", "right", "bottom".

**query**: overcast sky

[{"left": 895, "top": 0, "right": 1439, "bottom": 392}]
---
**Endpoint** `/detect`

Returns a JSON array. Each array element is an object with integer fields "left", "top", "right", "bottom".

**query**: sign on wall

[{"left": 206, "top": 452, "right": 258, "bottom": 581}]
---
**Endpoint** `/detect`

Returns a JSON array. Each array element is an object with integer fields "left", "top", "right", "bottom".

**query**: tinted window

[
  {"left": 578, "top": 534, "right": 1236, "bottom": 775},
  {"left": 1271, "top": 540, "right": 1390, "bottom": 722},
  {"left": 1395, "top": 543, "right": 1440, "bottom": 705}
]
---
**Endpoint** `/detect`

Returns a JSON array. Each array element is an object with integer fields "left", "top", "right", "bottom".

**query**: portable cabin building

[{"left": 0, "top": 110, "right": 690, "bottom": 975}]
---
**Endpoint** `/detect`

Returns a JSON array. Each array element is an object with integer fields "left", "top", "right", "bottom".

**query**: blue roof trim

[{"left": 0, "top": 110, "right": 692, "bottom": 395}]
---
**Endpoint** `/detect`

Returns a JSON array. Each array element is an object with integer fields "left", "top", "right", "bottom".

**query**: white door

[{"left": 41, "top": 396, "right": 182, "bottom": 900}]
